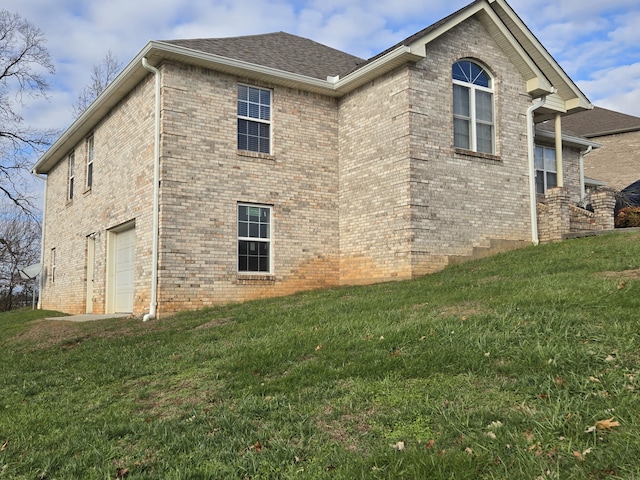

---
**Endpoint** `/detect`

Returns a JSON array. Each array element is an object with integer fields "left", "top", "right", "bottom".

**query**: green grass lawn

[{"left": 1, "top": 232, "right": 640, "bottom": 479}]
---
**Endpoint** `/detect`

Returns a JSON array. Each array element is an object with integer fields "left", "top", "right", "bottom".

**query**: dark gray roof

[
  {"left": 164, "top": 32, "right": 365, "bottom": 80},
  {"left": 561, "top": 106, "right": 640, "bottom": 137}
]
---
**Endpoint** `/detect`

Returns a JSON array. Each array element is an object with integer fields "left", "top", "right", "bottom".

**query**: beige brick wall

[
  {"left": 40, "top": 16, "right": 592, "bottom": 317},
  {"left": 155, "top": 64, "right": 340, "bottom": 315},
  {"left": 338, "top": 66, "right": 414, "bottom": 284},
  {"left": 583, "top": 131, "right": 640, "bottom": 190},
  {"left": 408, "top": 18, "right": 534, "bottom": 274},
  {"left": 339, "top": 17, "right": 548, "bottom": 281},
  {"left": 41, "top": 76, "right": 156, "bottom": 315}
]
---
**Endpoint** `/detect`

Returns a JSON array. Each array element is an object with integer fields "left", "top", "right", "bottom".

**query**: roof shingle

[
  {"left": 561, "top": 106, "right": 640, "bottom": 138},
  {"left": 163, "top": 32, "right": 365, "bottom": 80}
]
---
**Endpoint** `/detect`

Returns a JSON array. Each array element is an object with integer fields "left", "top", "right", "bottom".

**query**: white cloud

[{"left": 1, "top": 0, "right": 640, "bottom": 136}]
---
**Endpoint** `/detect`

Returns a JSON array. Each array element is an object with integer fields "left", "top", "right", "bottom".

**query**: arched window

[{"left": 452, "top": 60, "right": 494, "bottom": 154}]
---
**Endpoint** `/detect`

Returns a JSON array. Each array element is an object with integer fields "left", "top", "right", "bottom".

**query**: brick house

[
  {"left": 561, "top": 106, "right": 640, "bottom": 191},
  {"left": 33, "top": 0, "right": 613, "bottom": 318}
]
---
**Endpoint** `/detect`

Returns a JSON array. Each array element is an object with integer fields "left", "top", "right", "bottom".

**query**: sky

[{"left": 2, "top": 0, "right": 640, "bottom": 155}]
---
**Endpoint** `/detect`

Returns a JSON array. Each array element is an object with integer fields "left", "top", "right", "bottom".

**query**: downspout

[
  {"left": 554, "top": 113, "right": 564, "bottom": 187},
  {"left": 526, "top": 95, "right": 548, "bottom": 245},
  {"left": 579, "top": 145, "right": 592, "bottom": 202},
  {"left": 142, "top": 57, "right": 160, "bottom": 321},
  {"left": 32, "top": 171, "right": 47, "bottom": 309}
]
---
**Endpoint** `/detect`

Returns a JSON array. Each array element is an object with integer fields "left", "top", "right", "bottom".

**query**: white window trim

[
  {"left": 535, "top": 144, "right": 557, "bottom": 194},
  {"left": 237, "top": 203, "right": 273, "bottom": 275},
  {"left": 237, "top": 84, "right": 272, "bottom": 155},
  {"left": 50, "top": 247, "right": 56, "bottom": 284},
  {"left": 452, "top": 64, "right": 495, "bottom": 155},
  {"left": 68, "top": 152, "right": 75, "bottom": 201},
  {"left": 86, "top": 135, "right": 94, "bottom": 188}
]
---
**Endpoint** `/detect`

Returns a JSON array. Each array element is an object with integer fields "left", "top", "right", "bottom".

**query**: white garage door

[{"left": 114, "top": 228, "right": 135, "bottom": 313}]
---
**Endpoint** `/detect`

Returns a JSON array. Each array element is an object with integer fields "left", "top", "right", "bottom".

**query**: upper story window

[
  {"left": 452, "top": 60, "right": 494, "bottom": 154},
  {"left": 238, "top": 204, "right": 272, "bottom": 273},
  {"left": 535, "top": 145, "right": 557, "bottom": 194},
  {"left": 50, "top": 247, "right": 56, "bottom": 284},
  {"left": 237, "top": 85, "right": 271, "bottom": 154},
  {"left": 68, "top": 152, "right": 75, "bottom": 200},
  {"left": 85, "top": 135, "right": 94, "bottom": 188}
]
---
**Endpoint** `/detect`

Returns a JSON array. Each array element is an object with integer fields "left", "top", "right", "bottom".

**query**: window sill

[
  {"left": 237, "top": 150, "right": 275, "bottom": 164},
  {"left": 454, "top": 148, "right": 501, "bottom": 163},
  {"left": 236, "top": 274, "right": 275, "bottom": 285},
  {"left": 83, "top": 187, "right": 93, "bottom": 196}
]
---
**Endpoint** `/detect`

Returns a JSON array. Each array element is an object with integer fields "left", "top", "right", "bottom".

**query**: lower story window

[
  {"left": 535, "top": 145, "right": 557, "bottom": 194},
  {"left": 238, "top": 204, "right": 271, "bottom": 273}
]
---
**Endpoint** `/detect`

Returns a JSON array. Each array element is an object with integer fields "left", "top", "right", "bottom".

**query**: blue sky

[{"left": 2, "top": 0, "right": 640, "bottom": 138}]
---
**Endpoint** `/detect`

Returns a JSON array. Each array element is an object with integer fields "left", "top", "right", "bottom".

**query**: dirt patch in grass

[
  {"left": 194, "top": 317, "right": 234, "bottom": 330},
  {"left": 9, "top": 316, "right": 176, "bottom": 351},
  {"left": 129, "top": 378, "right": 219, "bottom": 419},
  {"left": 598, "top": 269, "right": 640, "bottom": 279},
  {"left": 317, "top": 405, "right": 374, "bottom": 452}
]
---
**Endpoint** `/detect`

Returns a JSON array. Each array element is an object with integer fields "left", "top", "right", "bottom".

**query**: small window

[
  {"left": 86, "top": 135, "right": 94, "bottom": 188},
  {"left": 452, "top": 60, "right": 494, "bottom": 154},
  {"left": 237, "top": 85, "right": 271, "bottom": 154},
  {"left": 535, "top": 145, "right": 557, "bottom": 194},
  {"left": 68, "top": 153, "right": 75, "bottom": 200},
  {"left": 238, "top": 204, "right": 272, "bottom": 273},
  {"left": 50, "top": 248, "right": 56, "bottom": 284}
]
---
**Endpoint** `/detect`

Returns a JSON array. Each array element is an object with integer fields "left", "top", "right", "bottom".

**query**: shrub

[{"left": 615, "top": 206, "right": 640, "bottom": 228}]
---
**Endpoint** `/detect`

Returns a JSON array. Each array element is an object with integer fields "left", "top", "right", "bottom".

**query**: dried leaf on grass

[
  {"left": 595, "top": 417, "right": 620, "bottom": 430},
  {"left": 573, "top": 447, "right": 593, "bottom": 461},
  {"left": 585, "top": 417, "right": 620, "bottom": 433}
]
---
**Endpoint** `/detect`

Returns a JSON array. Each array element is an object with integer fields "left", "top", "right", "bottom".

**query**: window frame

[
  {"left": 85, "top": 135, "right": 94, "bottom": 189},
  {"left": 534, "top": 144, "right": 557, "bottom": 194},
  {"left": 237, "top": 203, "right": 272, "bottom": 275},
  {"left": 237, "top": 84, "right": 272, "bottom": 155},
  {"left": 68, "top": 152, "right": 75, "bottom": 201},
  {"left": 452, "top": 60, "right": 495, "bottom": 155},
  {"left": 50, "top": 247, "right": 56, "bottom": 284}
]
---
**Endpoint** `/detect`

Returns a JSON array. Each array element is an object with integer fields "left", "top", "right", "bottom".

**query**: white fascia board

[
  {"left": 33, "top": 44, "right": 155, "bottom": 174},
  {"left": 404, "top": 0, "right": 553, "bottom": 97},
  {"left": 488, "top": 0, "right": 591, "bottom": 108},
  {"left": 478, "top": 7, "right": 553, "bottom": 95},
  {"left": 408, "top": 2, "right": 486, "bottom": 50},
  {"left": 333, "top": 46, "right": 424, "bottom": 93},
  {"left": 33, "top": 41, "right": 339, "bottom": 174},
  {"left": 148, "top": 41, "right": 339, "bottom": 94},
  {"left": 34, "top": 41, "right": 424, "bottom": 173}
]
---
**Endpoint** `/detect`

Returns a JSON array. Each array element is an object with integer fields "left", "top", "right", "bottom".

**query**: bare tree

[
  {"left": 71, "top": 50, "right": 123, "bottom": 118},
  {"left": 0, "top": 203, "right": 41, "bottom": 310},
  {"left": 0, "top": 10, "right": 56, "bottom": 212}
]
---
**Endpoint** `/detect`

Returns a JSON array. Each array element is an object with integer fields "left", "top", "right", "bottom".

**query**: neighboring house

[
  {"left": 561, "top": 106, "right": 640, "bottom": 191},
  {"left": 33, "top": 0, "right": 614, "bottom": 318}
]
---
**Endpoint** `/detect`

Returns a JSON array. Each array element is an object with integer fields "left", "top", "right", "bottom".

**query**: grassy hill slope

[{"left": 1, "top": 232, "right": 640, "bottom": 479}]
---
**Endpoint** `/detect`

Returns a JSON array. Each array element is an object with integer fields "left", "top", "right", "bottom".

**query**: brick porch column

[
  {"left": 544, "top": 187, "right": 570, "bottom": 241},
  {"left": 590, "top": 190, "right": 616, "bottom": 231}
]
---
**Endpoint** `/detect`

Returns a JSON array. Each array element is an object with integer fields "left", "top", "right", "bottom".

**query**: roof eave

[
  {"left": 334, "top": 46, "right": 424, "bottom": 94},
  {"left": 33, "top": 41, "right": 424, "bottom": 174},
  {"left": 535, "top": 126, "right": 602, "bottom": 149},
  {"left": 488, "top": 0, "right": 592, "bottom": 112}
]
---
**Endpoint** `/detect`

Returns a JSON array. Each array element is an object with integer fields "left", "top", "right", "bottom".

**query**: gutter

[
  {"left": 141, "top": 58, "right": 161, "bottom": 321},
  {"left": 526, "top": 95, "right": 548, "bottom": 245}
]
